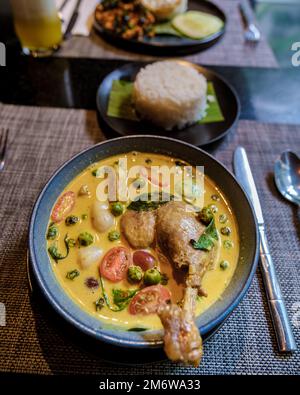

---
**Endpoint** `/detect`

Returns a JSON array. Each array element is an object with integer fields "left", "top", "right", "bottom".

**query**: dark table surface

[{"left": 1, "top": 51, "right": 300, "bottom": 126}]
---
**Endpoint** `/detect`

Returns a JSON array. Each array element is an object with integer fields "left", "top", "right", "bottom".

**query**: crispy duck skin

[{"left": 156, "top": 201, "right": 213, "bottom": 294}]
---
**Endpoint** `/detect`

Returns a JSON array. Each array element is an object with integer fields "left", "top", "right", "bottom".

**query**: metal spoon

[
  {"left": 239, "top": 2, "right": 261, "bottom": 44},
  {"left": 274, "top": 151, "right": 300, "bottom": 206}
]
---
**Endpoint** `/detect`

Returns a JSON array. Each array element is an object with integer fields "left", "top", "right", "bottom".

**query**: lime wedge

[{"left": 172, "top": 11, "right": 224, "bottom": 39}]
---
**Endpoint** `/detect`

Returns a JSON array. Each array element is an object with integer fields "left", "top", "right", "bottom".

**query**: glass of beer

[{"left": 10, "top": 0, "right": 62, "bottom": 57}]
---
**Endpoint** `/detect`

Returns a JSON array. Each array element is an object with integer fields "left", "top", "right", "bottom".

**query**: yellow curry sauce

[{"left": 47, "top": 152, "right": 239, "bottom": 330}]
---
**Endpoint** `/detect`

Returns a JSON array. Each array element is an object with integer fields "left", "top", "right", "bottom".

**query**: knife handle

[{"left": 259, "top": 226, "right": 297, "bottom": 352}]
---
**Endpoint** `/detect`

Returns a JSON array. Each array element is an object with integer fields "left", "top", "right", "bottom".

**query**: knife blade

[
  {"left": 233, "top": 146, "right": 296, "bottom": 352},
  {"left": 64, "top": 0, "right": 82, "bottom": 39}
]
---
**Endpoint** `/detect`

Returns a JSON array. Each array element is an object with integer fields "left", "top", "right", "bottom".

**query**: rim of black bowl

[{"left": 29, "top": 135, "right": 259, "bottom": 349}]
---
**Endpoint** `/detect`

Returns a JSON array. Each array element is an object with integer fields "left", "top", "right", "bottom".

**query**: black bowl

[{"left": 29, "top": 135, "right": 259, "bottom": 354}]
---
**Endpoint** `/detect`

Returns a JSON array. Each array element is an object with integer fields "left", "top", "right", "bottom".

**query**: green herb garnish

[
  {"left": 47, "top": 225, "right": 59, "bottom": 240},
  {"left": 48, "top": 234, "right": 70, "bottom": 262},
  {"left": 108, "top": 230, "right": 120, "bottom": 241},
  {"left": 78, "top": 232, "right": 94, "bottom": 247},
  {"left": 99, "top": 276, "right": 138, "bottom": 312},
  {"left": 191, "top": 219, "right": 218, "bottom": 251},
  {"left": 95, "top": 297, "right": 105, "bottom": 311},
  {"left": 127, "top": 327, "right": 148, "bottom": 332},
  {"left": 66, "top": 269, "right": 80, "bottom": 280},
  {"left": 112, "top": 289, "right": 139, "bottom": 310},
  {"left": 127, "top": 192, "right": 174, "bottom": 212}
]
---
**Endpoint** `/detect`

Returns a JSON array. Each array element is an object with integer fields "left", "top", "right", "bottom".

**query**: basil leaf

[
  {"left": 112, "top": 289, "right": 139, "bottom": 308},
  {"left": 127, "top": 192, "right": 174, "bottom": 212},
  {"left": 48, "top": 234, "right": 70, "bottom": 262},
  {"left": 191, "top": 219, "right": 219, "bottom": 251},
  {"left": 99, "top": 277, "right": 138, "bottom": 312}
]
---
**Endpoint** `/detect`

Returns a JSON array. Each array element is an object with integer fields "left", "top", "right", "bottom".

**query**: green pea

[
  {"left": 110, "top": 202, "right": 124, "bottom": 217},
  {"left": 144, "top": 268, "right": 161, "bottom": 286},
  {"left": 127, "top": 265, "right": 144, "bottom": 283},
  {"left": 220, "top": 260, "right": 230, "bottom": 270},
  {"left": 78, "top": 232, "right": 94, "bottom": 247},
  {"left": 66, "top": 269, "right": 80, "bottom": 280},
  {"left": 108, "top": 230, "right": 120, "bottom": 241},
  {"left": 208, "top": 204, "right": 218, "bottom": 213},
  {"left": 47, "top": 225, "right": 59, "bottom": 240},
  {"left": 198, "top": 207, "right": 214, "bottom": 225},
  {"left": 211, "top": 194, "right": 220, "bottom": 201},
  {"left": 221, "top": 226, "right": 231, "bottom": 236},
  {"left": 219, "top": 214, "right": 228, "bottom": 224},
  {"left": 65, "top": 215, "right": 79, "bottom": 226}
]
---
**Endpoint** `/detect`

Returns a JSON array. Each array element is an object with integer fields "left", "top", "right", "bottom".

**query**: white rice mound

[{"left": 133, "top": 61, "right": 207, "bottom": 131}]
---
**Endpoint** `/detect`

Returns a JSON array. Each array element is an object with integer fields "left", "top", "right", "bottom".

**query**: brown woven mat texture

[
  {"left": 57, "top": 0, "right": 278, "bottom": 68},
  {"left": 0, "top": 104, "right": 299, "bottom": 375}
]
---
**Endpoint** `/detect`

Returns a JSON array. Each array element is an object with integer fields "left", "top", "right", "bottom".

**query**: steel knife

[{"left": 233, "top": 146, "right": 296, "bottom": 352}]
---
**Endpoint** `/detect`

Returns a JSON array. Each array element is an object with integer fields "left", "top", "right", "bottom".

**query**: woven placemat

[
  {"left": 0, "top": 104, "right": 299, "bottom": 375},
  {"left": 56, "top": 0, "right": 278, "bottom": 68}
]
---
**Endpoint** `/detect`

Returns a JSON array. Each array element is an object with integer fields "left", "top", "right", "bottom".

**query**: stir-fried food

[
  {"left": 95, "top": 0, "right": 156, "bottom": 40},
  {"left": 46, "top": 151, "right": 239, "bottom": 366}
]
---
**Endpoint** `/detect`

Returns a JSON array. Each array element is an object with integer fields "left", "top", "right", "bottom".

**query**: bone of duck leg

[{"left": 158, "top": 286, "right": 203, "bottom": 366}]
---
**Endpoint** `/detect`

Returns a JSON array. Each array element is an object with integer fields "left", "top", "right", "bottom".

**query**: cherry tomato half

[
  {"left": 133, "top": 250, "right": 156, "bottom": 271},
  {"left": 129, "top": 285, "right": 171, "bottom": 315},
  {"left": 100, "top": 246, "right": 131, "bottom": 283},
  {"left": 51, "top": 191, "right": 75, "bottom": 223}
]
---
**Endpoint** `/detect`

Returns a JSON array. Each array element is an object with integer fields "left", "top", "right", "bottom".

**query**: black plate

[
  {"left": 93, "top": 0, "right": 226, "bottom": 56},
  {"left": 96, "top": 61, "right": 240, "bottom": 147}
]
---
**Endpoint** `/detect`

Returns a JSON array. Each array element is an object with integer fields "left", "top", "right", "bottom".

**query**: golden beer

[{"left": 10, "top": 0, "right": 62, "bottom": 57}]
